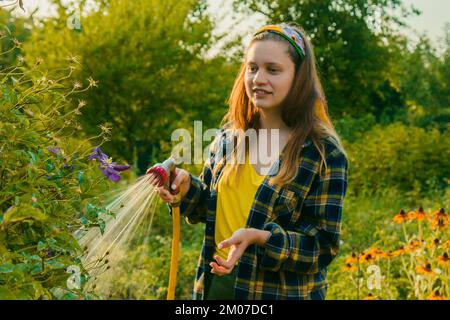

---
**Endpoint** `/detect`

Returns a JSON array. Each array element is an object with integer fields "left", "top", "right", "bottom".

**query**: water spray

[
  {"left": 146, "top": 156, "right": 181, "bottom": 300},
  {"left": 77, "top": 156, "right": 182, "bottom": 299}
]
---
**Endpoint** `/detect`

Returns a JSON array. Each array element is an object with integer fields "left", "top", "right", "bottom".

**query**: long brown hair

[{"left": 212, "top": 22, "right": 346, "bottom": 189}]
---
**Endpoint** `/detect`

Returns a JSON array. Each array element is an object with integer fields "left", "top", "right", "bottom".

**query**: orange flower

[
  {"left": 444, "top": 241, "right": 450, "bottom": 249},
  {"left": 391, "top": 246, "right": 406, "bottom": 257},
  {"left": 342, "top": 263, "right": 357, "bottom": 272},
  {"left": 437, "top": 252, "right": 450, "bottom": 267},
  {"left": 358, "top": 248, "right": 388, "bottom": 263},
  {"left": 427, "top": 238, "right": 440, "bottom": 249},
  {"left": 385, "top": 250, "right": 393, "bottom": 258},
  {"left": 359, "top": 251, "right": 376, "bottom": 264},
  {"left": 345, "top": 252, "right": 358, "bottom": 264},
  {"left": 408, "top": 207, "right": 427, "bottom": 221},
  {"left": 434, "top": 208, "right": 447, "bottom": 218},
  {"left": 393, "top": 209, "right": 409, "bottom": 224},
  {"left": 432, "top": 217, "right": 449, "bottom": 229},
  {"left": 427, "top": 290, "right": 447, "bottom": 300},
  {"left": 431, "top": 208, "right": 448, "bottom": 229},
  {"left": 416, "top": 262, "right": 434, "bottom": 275},
  {"left": 363, "top": 293, "right": 378, "bottom": 300},
  {"left": 365, "top": 247, "right": 388, "bottom": 259},
  {"left": 406, "top": 239, "right": 424, "bottom": 253}
]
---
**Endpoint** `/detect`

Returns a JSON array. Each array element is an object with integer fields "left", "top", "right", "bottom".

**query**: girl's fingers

[
  {"left": 158, "top": 186, "right": 169, "bottom": 196},
  {"left": 170, "top": 170, "right": 185, "bottom": 191},
  {"left": 219, "top": 229, "right": 245, "bottom": 249},
  {"left": 209, "top": 262, "right": 230, "bottom": 275},
  {"left": 227, "top": 245, "right": 242, "bottom": 263},
  {"left": 214, "top": 255, "right": 233, "bottom": 270},
  {"left": 157, "top": 187, "right": 174, "bottom": 203},
  {"left": 218, "top": 240, "right": 229, "bottom": 249}
]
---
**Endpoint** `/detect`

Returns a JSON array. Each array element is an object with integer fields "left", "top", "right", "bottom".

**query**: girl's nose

[{"left": 253, "top": 70, "right": 267, "bottom": 85}]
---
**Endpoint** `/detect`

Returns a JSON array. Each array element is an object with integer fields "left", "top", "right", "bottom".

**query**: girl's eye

[
  {"left": 248, "top": 65, "right": 257, "bottom": 72},
  {"left": 268, "top": 68, "right": 277, "bottom": 73}
]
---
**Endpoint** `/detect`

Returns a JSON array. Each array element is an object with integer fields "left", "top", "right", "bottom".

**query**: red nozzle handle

[
  {"left": 146, "top": 160, "right": 180, "bottom": 195},
  {"left": 146, "top": 165, "right": 169, "bottom": 187}
]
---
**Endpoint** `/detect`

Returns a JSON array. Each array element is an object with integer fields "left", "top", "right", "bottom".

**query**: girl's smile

[{"left": 253, "top": 87, "right": 273, "bottom": 98}]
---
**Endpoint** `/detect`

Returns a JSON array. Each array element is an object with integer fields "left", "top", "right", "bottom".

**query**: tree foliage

[
  {"left": 232, "top": 0, "right": 428, "bottom": 119},
  {"left": 24, "top": 0, "right": 237, "bottom": 173}
]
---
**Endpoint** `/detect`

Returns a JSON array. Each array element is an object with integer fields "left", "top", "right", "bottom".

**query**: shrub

[
  {"left": 0, "top": 35, "right": 125, "bottom": 299},
  {"left": 346, "top": 122, "right": 450, "bottom": 198}
]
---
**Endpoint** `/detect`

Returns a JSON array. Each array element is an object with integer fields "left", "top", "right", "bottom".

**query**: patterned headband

[{"left": 253, "top": 24, "right": 306, "bottom": 60}]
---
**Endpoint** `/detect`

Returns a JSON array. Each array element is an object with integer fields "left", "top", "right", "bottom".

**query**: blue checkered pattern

[{"left": 169, "top": 129, "right": 348, "bottom": 300}]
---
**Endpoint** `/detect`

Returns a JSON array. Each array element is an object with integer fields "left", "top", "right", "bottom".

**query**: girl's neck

[{"left": 257, "top": 109, "right": 290, "bottom": 133}]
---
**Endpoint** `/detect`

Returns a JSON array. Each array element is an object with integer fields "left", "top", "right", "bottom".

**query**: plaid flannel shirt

[{"left": 169, "top": 129, "right": 348, "bottom": 300}]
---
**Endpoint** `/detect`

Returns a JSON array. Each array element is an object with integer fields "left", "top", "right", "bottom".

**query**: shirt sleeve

[
  {"left": 257, "top": 148, "right": 348, "bottom": 274},
  {"left": 167, "top": 130, "right": 223, "bottom": 224},
  {"left": 167, "top": 160, "right": 212, "bottom": 225}
]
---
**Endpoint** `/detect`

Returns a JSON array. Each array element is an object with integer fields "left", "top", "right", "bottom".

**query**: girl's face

[{"left": 244, "top": 40, "right": 296, "bottom": 112}]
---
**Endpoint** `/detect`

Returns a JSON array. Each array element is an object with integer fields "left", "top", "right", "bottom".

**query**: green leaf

[
  {"left": 50, "top": 287, "right": 65, "bottom": 299},
  {"left": 80, "top": 216, "right": 89, "bottom": 225},
  {"left": 0, "top": 286, "right": 16, "bottom": 299},
  {"left": 1, "top": 84, "right": 18, "bottom": 104},
  {"left": 46, "top": 160, "right": 54, "bottom": 172},
  {"left": 37, "top": 241, "right": 46, "bottom": 251},
  {"left": 47, "top": 260, "right": 65, "bottom": 270},
  {"left": 0, "top": 263, "right": 14, "bottom": 273},
  {"left": 14, "top": 263, "right": 31, "bottom": 273},
  {"left": 2, "top": 204, "right": 47, "bottom": 224},
  {"left": 28, "top": 151, "right": 38, "bottom": 164},
  {"left": 54, "top": 232, "right": 81, "bottom": 252},
  {"left": 98, "top": 220, "right": 106, "bottom": 235},
  {"left": 15, "top": 287, "right": 34, "bottom": 300},
  {"left": 86, "top": 203, "right": 98, "bottom": 219},
  {"left": 31, "top": 264, "right": 43, "bottom": 274},
  {"left": 62, "top": 292, "right": 79, "bottom": 300},
  {"left": 78, "top": 171, "right": 84, "bottom": 185}
]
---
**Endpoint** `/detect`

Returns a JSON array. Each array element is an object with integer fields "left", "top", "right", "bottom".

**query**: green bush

[
  {"left": 0, "top": 36, "right": 128, "bottom": 299},
  {"left": 346, "top": 122, "right": 450, "bottom": 198}
]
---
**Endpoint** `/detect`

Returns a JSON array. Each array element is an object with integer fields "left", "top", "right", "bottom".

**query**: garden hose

[
  {"left": 167, "top": 197, "right": 181, "bottom": 300},
  {"left": 146, "top": 157, "right": 181, "bottom": 300}
]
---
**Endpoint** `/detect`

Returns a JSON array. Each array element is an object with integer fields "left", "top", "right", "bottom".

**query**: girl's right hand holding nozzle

[{"left": 156, "top": 168, "right": 191, "bottom": 204}]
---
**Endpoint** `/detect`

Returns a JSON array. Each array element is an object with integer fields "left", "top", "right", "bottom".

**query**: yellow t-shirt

[{"left": 214, "top": 151, "right": 266, "bottom": 261}]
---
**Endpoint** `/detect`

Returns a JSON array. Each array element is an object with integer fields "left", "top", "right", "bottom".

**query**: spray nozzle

[{"left": 146, "top": 157, "right": 177, "bottom": 188}]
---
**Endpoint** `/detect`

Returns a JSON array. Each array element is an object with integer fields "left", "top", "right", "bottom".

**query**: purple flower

[
  {"left": 88, "top": 146, "right": 108, "bottom": 162},
  {"left": 63, "top": 163, "right": 74, "bottom": 171},
  {"left": 46, "top": 250, "right": 55, "bottom": 258},
  {"left": 88, "top": 147, "right": 131, "bottom": 182},
  {"left": 47, "top": 146, "right": 61, "bottom": 155}
]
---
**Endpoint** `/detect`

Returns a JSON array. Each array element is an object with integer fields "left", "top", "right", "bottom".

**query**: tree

[
  {"left": 232, "top": 0, "right": 421, "bottom": 118},
  {"left": 24, "top": 0, "right": 237, "bottom": 173},
  {"left": 0, "top": 5, "right": 33, "bottom": 66}
]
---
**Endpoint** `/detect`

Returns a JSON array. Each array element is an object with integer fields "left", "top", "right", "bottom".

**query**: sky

[
  {"left": 402, "top": 0, "right": 449, "bottom": 46},
  {"left": 6, "top": 0, "right": 450, "bottom": 50},
  {"left": 206, "top": 0, "right": 449, "bottom": 51}
]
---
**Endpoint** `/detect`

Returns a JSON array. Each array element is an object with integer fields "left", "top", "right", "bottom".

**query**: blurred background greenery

[{"left": 1, "top": 0, "right": 448, "bottom": 299}]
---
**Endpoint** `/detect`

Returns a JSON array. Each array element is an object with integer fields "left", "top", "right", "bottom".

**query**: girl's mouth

[{"left": 253, "top": 88, "right": 272, "bottom": 98}]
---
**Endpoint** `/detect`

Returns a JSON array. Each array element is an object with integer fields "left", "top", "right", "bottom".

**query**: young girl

[{"left": 157, "top": 23, "right": 348, "bottom": 300}]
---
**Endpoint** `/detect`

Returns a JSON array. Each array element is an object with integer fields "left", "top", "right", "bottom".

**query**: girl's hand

[
  {"left": 210, "top": 228, "right": 271, "bottom": 276},
  {"left": 154, "top": 168, "right": 191, "bottom": 203}
]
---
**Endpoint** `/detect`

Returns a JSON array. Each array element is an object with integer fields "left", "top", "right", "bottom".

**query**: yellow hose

[{"left": 167, "top": 200, "right": 180, "bottom": 300}]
